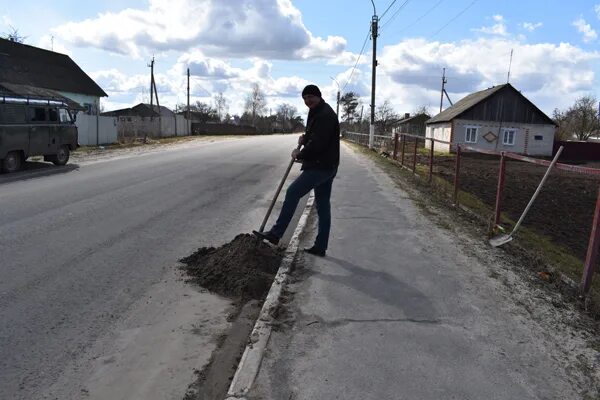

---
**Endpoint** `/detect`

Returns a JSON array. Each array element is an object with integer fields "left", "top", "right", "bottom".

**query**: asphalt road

[{"left": 0, "top": 135, "right": 299, "bottom": 399}]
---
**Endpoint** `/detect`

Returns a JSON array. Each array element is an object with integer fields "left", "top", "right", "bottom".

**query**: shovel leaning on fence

[{"left": 489, "top": 146, "right": 564, "bottom": 247}]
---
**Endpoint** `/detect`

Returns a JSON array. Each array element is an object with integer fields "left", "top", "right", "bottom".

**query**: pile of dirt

[{"left": 179, "top": 233, "right": 283, "bottom": 300}]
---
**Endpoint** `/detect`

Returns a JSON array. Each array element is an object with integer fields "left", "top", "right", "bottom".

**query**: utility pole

[
  {"left": 440, "top": 68, "right": 447, "bottom": 113},
  {"left": 439, "top": 68, "right": 453, "bottom": 112},
  {"left": 146, "top": 57, "right": 154, "bottom": 143},
  {"left": 369, "top": 4, "right": 379, "bottom": 149},
  {"left": 187, "top": 68, "right": 190, "bottom": 136}
]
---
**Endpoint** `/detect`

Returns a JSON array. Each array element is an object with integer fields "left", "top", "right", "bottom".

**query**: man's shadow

[{"left": 311, "top": 255, "right": 438, "bottom": 322}]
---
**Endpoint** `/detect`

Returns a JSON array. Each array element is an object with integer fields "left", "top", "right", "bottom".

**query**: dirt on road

[{"left": 179, "top": 233, "right": 283, "bottom": 300}]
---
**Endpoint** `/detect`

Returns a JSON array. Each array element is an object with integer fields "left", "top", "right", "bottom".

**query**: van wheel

[
  {"left": 51, "top": 146, "right": 70, "bottom": 166},
  {"left": 2, "top": 151, "right": 23, "bottom": 173}
]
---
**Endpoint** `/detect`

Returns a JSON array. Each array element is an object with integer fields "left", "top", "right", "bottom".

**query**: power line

[
  {"left": 429, "top": 0, "right": 478, "bottom": 39},
  {"left": 379, "top": 0, "right": 411, "bottom": 31},
  {"left": 395, "top": 0, "right": 444, "bottom": 34},
  {"left": 342, "top": 24, "right": 371, "bottom": 92},
  {"left": 380, "top": 0, "right": 398, "bottom": 20}
]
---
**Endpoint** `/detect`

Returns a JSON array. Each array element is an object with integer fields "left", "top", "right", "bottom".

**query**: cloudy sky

[{"left": 2, "top": 0, "right": 599, "bottom": 120}]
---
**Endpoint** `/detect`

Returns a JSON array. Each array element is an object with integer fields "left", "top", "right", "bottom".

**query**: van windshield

[{"left": 59, "top": 108, "right": 72, "bottom": 123}]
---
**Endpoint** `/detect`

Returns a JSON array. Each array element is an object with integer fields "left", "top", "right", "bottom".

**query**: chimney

[{"left": 404, "top": 113, "right": 410, "bottom": 119}]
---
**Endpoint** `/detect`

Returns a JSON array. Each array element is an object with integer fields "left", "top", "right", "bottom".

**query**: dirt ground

[
  {"left": 179, "top": 233, "right": 283, "bottom": 300},
  {"left": 419, "top": 153, "right": 600, "bottom": 263}
]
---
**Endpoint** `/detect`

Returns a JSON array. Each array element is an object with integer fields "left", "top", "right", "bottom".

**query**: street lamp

[{"left": 330, "top": 76, "right": 341, "bottom": 117}]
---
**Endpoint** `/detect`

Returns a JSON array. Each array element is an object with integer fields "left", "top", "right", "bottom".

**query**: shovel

[
  {"left": 489, "top": 146, "right": 563, "bottom": 247},
  {"left": 257, "top": 144, "right": 302, "bottom": 233}
]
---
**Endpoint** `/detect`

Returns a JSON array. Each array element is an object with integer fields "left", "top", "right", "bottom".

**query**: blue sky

[{"left": 1, "top": 0, "right": 599, "bottom": 120}]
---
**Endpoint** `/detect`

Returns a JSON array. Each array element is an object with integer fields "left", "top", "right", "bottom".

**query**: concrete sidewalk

[{"left": 247, "top": 144, "right": 588, "bottom": 399}]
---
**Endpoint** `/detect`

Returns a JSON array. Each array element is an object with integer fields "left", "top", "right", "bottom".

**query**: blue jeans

[{"left": 271, "top": 168, "right": 337, "bottom": 250}]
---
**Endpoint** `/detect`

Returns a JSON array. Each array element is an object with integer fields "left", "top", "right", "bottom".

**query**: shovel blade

[{"left": 489, "top": 234, "right": 513, "bottom": 247}]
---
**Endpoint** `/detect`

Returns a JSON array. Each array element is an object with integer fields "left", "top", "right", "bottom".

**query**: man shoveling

[{"left": 253, "top": 84, "right": 340, "bottom": 257}]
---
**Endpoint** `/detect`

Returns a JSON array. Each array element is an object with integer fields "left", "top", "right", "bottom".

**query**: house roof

[
  {"left": 101, "top": 103, "right": 174, "bottom": 117},
  {"left": 427, "top": 84, "right": 507, "bottom": 124},
  {"left": 0, "top": 38, "right": 107, "bottom": 97},
  {"left": 427, "top": 83, "right": 555, "bottom": 126}
]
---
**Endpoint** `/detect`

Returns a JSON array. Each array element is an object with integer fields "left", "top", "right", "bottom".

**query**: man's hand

[
  {"left": 291, "top": 148, "right": 301, "bottom": 160},
  {"left": 297, "top": 134, "right": 305, "bottom": 145}
]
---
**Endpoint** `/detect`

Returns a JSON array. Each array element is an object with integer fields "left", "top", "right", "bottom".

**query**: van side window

[
  {"left": 0, "top": 104, "right": 26, "bottom": 124},
  {"left": 30, "top": 107, "right": 47, "bottom": 122},
  {"left": 59, "top": 108, "right": 71, "bottom": 123},
  {"left": 49, "top": 108, "right": 59, "bottom": 122}
]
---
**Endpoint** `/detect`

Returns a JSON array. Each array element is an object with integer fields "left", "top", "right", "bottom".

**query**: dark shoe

[
  {"left": 252, "top": 230, "right": 279, "bottom": 245},
  {"left": 303, "top": 246, "right": 326, "bottom": 257}
]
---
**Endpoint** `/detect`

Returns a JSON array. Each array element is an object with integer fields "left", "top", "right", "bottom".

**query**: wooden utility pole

[{"left": 187, "top": 68, "right": 190, "bottom": 135}]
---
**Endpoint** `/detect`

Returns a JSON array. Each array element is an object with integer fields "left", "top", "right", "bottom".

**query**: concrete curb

[{"left": 225, "top": 194, "right": 315, "bottom": 400}]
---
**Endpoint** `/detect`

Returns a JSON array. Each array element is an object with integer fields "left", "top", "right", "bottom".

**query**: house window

[
  {"left": 465, "top": 127, "right": 478, "bottom": 143},
  {"left": 503, "top": 128, "right": 516, "bottom": 146},
  {"left": 534, "top": 135, "right": 543, "bottom": 141}
]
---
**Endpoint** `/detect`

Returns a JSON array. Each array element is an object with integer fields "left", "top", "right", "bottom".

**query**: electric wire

[
  {"left": 380, "top": 0, "right": 398, "bottom": 20},
  {"left": 394, "top": 0, "right": 444, "bottom": 34},
  {"left": 379, "top": 0, "right": 411, "bottom": 31},
  {"left": 341, "top": 24, "right": 371, "bottom": 92},
  {"left": 429, "top": 0, "right": 478, "bottom": 38}
]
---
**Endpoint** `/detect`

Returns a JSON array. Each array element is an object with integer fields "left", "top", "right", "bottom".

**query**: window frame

[
  {"left": 465, "top": 126, "right": 478, "bottom": 143},
  {"left": 503, "top": 128, "right": 517, "bottom": 146}
]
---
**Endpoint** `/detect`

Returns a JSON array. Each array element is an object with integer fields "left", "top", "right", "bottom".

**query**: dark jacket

[{"left": 297, "top": 99, "right": 340, "bottom": 170}]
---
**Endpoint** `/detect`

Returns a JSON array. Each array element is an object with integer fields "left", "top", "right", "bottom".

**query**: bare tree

[
  {"left": 553, "top": 95, "right": 600, "bottom": 141},
  {"left": 213, "top": 92, "right": 229, "bottom": 122},
  {"left": 244, "top": 83, "right": 267, "bottom": 125},
  {"left": 375, "top": 100, "right": 400, "bottom": 134},
  {"left": 275, "top": 103, "right": 298, "bottom": 132},
  {"left": 3, "top": 26, "right": 26, "bottom": 43},
  {"left": 412, "top": 105, "right": 431, "bottom": 116}
]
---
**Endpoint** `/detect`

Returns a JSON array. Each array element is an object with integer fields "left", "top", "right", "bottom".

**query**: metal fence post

[
  {"left": 412, "top": 137, "right": 418, "bottom": 173},
  {"left": 453, "top": 144, "right": 461, "bottom": 206},
  {"left": 494, "top": 152, "right": 507, "bottom": 226},
  {"left": 401, "top": 134, "right": 406, "bottom": 166},
  {"left": 428, "top": 139, "right": 434, "bottom": 183},
  {"left": 581, "top": 187, "right": 600, "bottom": 295},
  {"left": 393, "top": 133, "right": 399, "bottom": 160}
]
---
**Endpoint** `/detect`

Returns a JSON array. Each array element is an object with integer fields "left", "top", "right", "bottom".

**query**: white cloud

[
  {"left": 474, "top": 15, "right": 508, "bottom": 36},
  {"left": 595, "top": 4, "right": 600, "bottom": 19},
  {"left": 377, "top": 37, "right": 600, "bottom": 115},
  {"left": 521, "top": 22, "right": 542, "bottom": 32},
  {"left": 51, "top": 0, "right": 346, "bottom": 61},
  {"left": 1, "top": 14, "right": 13, "bottom": 27},
  {"left": 37, "top": 34, "right": 72, "bottom": 56},
  {"left": 573, "top": 17, "right": 598, "bottom": 43}
]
